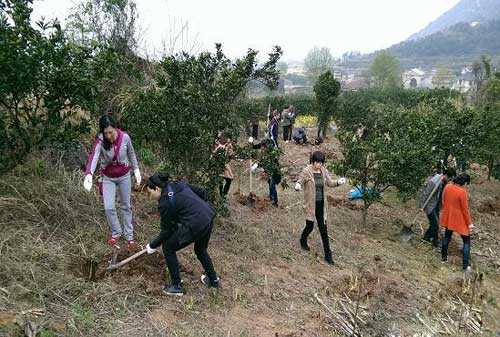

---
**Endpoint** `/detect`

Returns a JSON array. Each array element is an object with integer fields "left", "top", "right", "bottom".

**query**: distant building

[
  {"left": 453, "top": 67, "right": 475, "bottom": 93},
  {"left": 403, "top": 68, "right": 426, "bottom": 88}
]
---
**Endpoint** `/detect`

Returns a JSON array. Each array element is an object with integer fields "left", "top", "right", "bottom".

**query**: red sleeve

[{"left": 460, "top": 190, "right": 472, "bottom": 226}]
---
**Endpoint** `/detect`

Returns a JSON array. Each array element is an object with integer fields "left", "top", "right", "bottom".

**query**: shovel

[
  {"left": 107, "top": 248, "right": 147, "bottom": 271},
  {"left": 400, "top": 182, "right": 441, "bottom": 242}
]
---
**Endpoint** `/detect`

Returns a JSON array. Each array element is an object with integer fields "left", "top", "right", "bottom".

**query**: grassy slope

[{"left": 0, "top": 132, "right": 499, "bottom": 337}]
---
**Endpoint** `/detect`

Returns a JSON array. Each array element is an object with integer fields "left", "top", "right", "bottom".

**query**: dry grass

[{"left": 0, "top": 133, "right": 499, "bottom": 337}]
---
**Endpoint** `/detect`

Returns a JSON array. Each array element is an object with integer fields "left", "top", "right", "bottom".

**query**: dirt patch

[
  {"left": 72, "top": 246, "right": 171, "bottom": 295},
  {"left": 478, "top": 196, "right": 500, "bottom": 216},
  {"left": 327, "top": 195, "right": 363, "bottom": 211},
  {"left": 235, "top": 191, "right": 271, "bottom": 212}
]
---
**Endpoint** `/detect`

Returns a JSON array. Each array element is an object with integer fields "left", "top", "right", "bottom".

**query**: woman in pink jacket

[{"left": 83, "top": 115, "right": 141, "bottom": 248}]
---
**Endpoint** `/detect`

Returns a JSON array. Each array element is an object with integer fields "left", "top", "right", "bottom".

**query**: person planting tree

[
  {"left": 250, "top": 139, "right": 283, "bottom": 207},
  {"left": 145, "top": 172, "right": 219, "bottom": 296},
  {"left": 418, "top": 166, "right": 456, "bottom": 247},
  {"left": 83, "top": 114, "right": 141, "bottom": 248},
  {"left": 294, "top": 151, "right": 346, "bottom": 265},
  {"left": 213, "top": 132, "right": 235, "bottom": 199},
  {"left": 440, "top": 173, "right": 474, "bottom": 272}
]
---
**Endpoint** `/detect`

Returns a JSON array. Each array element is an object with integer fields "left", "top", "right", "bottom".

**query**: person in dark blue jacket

[{"left": 145, "top": 172, "right": 219, "bottom": 296}]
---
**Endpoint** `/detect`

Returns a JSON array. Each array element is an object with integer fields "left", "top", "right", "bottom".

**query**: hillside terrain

[
  {"left": 390, "top": 20, "right": 500, "bottom": 59},
  {"left": 0, "top": 130, "right": 499, "bottom": 336},
  {"left": 408, "top": 0, "right": 500, "bottom": 40}
]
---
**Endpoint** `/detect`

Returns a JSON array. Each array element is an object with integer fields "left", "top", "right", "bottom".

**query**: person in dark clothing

[
  {"left": 292, "top": 127, "right": 308, "bottom": 145},
  {"left": 145, "top": 172, "right": 219, "bottom": 296},
  {"left": 268, "top": 110, "right": 280, "bottom": 148},
  {"left": 418, "top": 166, "right": 456, "bottom": 247},
  {"left": 251, "top": 139, "right": 282, "bottom": 206}
]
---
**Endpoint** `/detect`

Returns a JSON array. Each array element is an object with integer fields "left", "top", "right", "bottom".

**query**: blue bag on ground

[{"left": 348, "top": 186, "right": 380, "bottom": 200}]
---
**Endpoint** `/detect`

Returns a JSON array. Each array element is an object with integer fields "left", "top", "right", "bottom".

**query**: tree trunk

[
  {"left": 487, "top": 157, "right": 494, "bottom": 181},
  {"left": 362, "top": 202, "right": 369, "bottom": 227}
]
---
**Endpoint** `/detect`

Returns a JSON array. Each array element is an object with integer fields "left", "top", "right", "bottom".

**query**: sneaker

[
  {"left": 464, "top": 266, "right": 472, "bottom": 273},
  {"left": 441, "top": 257, "right": 448, "bottom": 263},
  {"left": 107, "top": 236, "right": 120, "bottom": 247},
  {"left": 201, "top": 274, "right": 220, "bottom": 288},
  {"left": 300, "top": 239, "right": 310, "bottom": 251},
  {"left": 162, "top": 284, "right": 184, "bottom": 296}
]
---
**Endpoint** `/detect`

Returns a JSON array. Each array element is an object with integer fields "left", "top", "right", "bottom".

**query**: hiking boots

[
  {"left": 162, "top": 284, "right": 184, "bottom": 296},
  {"left": 201, "top": 274, "right": 220, "bottom": 288}
]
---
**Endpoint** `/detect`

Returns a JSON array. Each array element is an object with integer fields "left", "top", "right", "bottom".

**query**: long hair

[{"left": 98, "top": 114, "right": 117, "bottom": 151}]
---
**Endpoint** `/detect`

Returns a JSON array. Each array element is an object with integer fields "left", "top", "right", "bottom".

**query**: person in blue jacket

[{"left": 145, "top": 172, "right": 219, "bottom": 296}]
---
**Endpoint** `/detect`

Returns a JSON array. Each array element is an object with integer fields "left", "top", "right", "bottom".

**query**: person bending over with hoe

[
  {"left": 83, "top": 114, "right": 141, "bottom": 249},
  {"left": 145, "top": 172, "right": 219, "bottom": 296},
  {"left": 440, "top": 173, "right": 474, "bottom": 272},
  {"left": 294, "top": 151, "right": 346, "bottom": 265},
  {"left": 418, "top": 166, "right": 456, "bottom": 247}
]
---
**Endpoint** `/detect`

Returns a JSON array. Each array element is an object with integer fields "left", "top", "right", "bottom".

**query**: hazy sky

[{"left": 32, "top": 0, "right": 460, "bottom": 61}]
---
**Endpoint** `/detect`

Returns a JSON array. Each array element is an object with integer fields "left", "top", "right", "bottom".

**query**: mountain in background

[
  {"left": 408, "top": 0, "right": 500, "bottom": 41},
  {"left": 390, "top": 20, "right": 500, "bottom": 59}
]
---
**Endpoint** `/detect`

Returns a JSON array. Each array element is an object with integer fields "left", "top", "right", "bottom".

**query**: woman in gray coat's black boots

[{"left": 145, "top": 172, "right": 219, "bottom": 296}]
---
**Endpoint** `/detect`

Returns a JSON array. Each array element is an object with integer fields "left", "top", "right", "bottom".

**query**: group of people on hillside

[
  {"left": 83, "top": 113, "right": 475, "bottom": 296},
  {"left": 265, "top": 105, "right": 308, "bottom": 147},
  {"left": 418, "top": 165, "right": 474, "bottom": 271}
]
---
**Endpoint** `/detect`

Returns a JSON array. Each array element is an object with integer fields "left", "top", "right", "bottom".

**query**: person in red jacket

[{"left": 440, "top": 173, "right": 473, "bottom": 271}]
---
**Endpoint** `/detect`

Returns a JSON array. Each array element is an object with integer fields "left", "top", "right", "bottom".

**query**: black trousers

[
  {"left": 162, "top": 223, "right": 218, "bottom": 286},
  {"left": 252, "top": 124, "right": 259, "bottom": 138},
  {"left": 300, "top": 200, "right": 332, "bottom": 258},
  {"left": 423, "top": 207, "right": 439, "bottom": 244},
  {"left": 219, "top": 177, "right": 232, "bottom": 197},
  {"left": 283, "top": 126, "right": 292, "bottom": 141}
]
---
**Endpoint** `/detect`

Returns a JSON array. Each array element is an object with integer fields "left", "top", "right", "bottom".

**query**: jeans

[
  {"left": 162, "top": 223, "right": 218, "bottom": 286},
  {"left": 102, "top": 173, "right": 133, "bottom": 240},
  {"left": 423, "top": 207, "right": 439, "bottom": 245},
  {"left": 219, "top": 178, "right": 232, "bottom": 197},
  {"left": 268, "top": 177, "right": 278, "bottom": 205},
  {"left": 300, "top": 200, "right": 332, "bottom": 258},
  {"left": 441, "top": 229, "right": 471, "bottom": 270}
]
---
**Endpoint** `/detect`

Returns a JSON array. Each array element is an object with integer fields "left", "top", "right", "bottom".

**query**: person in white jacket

[{"left": 83, "top": 114, "right": 141, "bottom": 248}]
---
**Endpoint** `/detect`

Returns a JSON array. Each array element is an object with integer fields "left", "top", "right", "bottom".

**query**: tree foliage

[
  {"left": 332, "top": 88, "right": 479, "bottom": 225},
  {"left": 66, "top": 0, "right": 144, "bottom": 116},
  {"left": 369, "top": 51, "right": 402, "bottom": 89},
  {"left": 313, "top": 71, "right": 340, "bottom": 138},
  {"left": 121, "top": 44, "right": 282, "bottom": 197},
  {"left": 304, "top": 47, "right": 335, "bottom": 83},
  {"left": 0, "top": 0, "right": 97, "bottom": 172},
  {"left": 475, "top": 73, "right": 500, "bottom": 180}
]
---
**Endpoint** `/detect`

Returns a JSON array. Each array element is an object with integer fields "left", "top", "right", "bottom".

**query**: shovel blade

[{"left": 400, "top": 225, "right": 416, "bottom": 242}]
